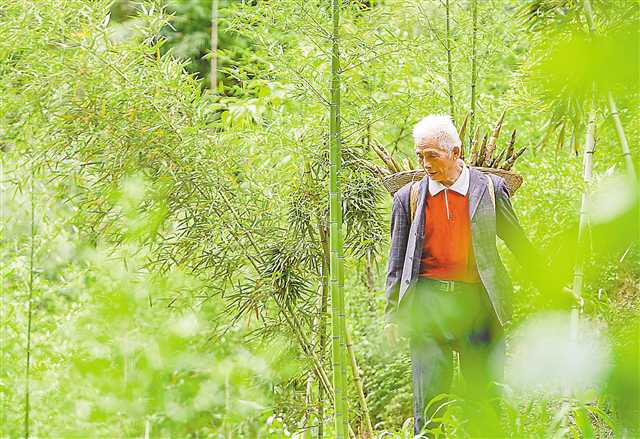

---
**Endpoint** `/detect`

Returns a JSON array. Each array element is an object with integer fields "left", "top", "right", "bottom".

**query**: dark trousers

[{"left": 407, "top": 278, "right": 505, "bottom": 437}]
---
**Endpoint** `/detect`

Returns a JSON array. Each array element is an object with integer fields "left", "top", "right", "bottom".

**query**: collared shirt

[
  {"left": 428, "top": 163, "right": 469, "bottom": 220},
  {"left": 428, "top": 162, "right": 470, "bottom": 196},
  {"left": 420, "top": 162, "right": 480, "bottom": 283}
]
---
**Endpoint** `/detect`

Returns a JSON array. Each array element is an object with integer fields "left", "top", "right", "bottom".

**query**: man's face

[{"left": 415, "top": 138, "right": 460, "bottom": 182}]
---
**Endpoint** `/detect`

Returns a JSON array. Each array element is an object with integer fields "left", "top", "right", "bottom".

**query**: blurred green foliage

[{"left": 1, "top": 0, "right": 638, "bottom": 437}]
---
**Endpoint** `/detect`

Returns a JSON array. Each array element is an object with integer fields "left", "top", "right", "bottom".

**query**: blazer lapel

[
  {"left": 406, "top": 174, "right": 429, "bottom": 280},
  {"left": 414, "top": 174, "right": 429, "bottom": 235},
  {"left": 468, "top": 167, "right": 488, "bottom": 221}
]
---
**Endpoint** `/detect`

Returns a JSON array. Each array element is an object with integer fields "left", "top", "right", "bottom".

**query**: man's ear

[{"left": 451, "top": 145, "right": 461, "bottom": 159}]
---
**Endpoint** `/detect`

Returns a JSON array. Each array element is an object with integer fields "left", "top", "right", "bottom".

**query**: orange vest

[{"left": 419, "top": 189, "right": 481, "bottom": 282}]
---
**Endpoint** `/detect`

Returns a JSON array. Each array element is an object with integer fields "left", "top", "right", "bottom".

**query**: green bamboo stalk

[
  {"left": 571, "top": 102, "right": 596, "bottom": 308},
  {"left": 468, "top": 0, "right": 478, "bottom": 152},
  {"left": 329, "top": 0, "right": 348, "bottom": 436},
  {"left": 318, "top": 223, "right": 330, "bottom": 439},
  {"left": 24, "top": 158, "right": 35, "bottom": 439},
  {"left": 302, "top": 355, "right": 315, "bottom": 437},
  {"left": 583, "top": 0, "right": 596, "bottom": 33},
  {"left": 567, "top": 95, "right": 596, "bottom": 416},
  {"left": 144, "top": 419, "right": 151, "bottom": 439},
  {"left": 224, "top": 371, "right": 231, "bottom": 439},
  {"left": 607, "top": 92, "right": 636, "bottom": 180},
  {"left": 210, "top": 0, "right": 218, "bottom": 90},
  {"left": 445, "top": 0, "right": 455, "bottom": 120}
]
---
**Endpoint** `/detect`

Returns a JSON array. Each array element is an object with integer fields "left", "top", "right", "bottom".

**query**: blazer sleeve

[
  {"left": 384, "top": 190, "right": 410, "bottom": 324},
  {"left": 495, "top": 177, "right": 541, "bottom": 266}
]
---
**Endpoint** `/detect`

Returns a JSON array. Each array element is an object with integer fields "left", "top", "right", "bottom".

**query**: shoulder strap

[
  {"left": 486, "top": 173, "right": 496, "bottom": 209},
  {"left": 409, "top": 181, "right": 420, "bottom": 225}
]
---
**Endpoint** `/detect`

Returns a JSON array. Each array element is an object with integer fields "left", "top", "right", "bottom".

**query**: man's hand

[{"left": 383, "top": 322, "right": 400, "bottom": 345}]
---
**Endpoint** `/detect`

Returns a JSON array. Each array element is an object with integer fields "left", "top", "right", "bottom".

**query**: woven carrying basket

[{"left": 381, "top": 167, "right": 523, "bottom": 196}]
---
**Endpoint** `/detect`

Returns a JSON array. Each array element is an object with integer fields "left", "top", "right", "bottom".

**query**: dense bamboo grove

[{"left": 1, "top": 0, "right": 638, "bottom": 438}]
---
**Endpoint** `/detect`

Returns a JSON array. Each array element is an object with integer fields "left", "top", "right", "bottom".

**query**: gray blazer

[{"left": 384, "top": 166, "right": 535, "bottom": 327}]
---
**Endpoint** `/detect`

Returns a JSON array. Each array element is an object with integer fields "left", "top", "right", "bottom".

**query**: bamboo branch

[
  {"left": 344, "top": 326, "right": 374, "bottom": 438},
  {"left": 24, "top": 156, "right": 36, "bottom": 439},
  {"left": 208, "top": 185, "right": 338, "bottom": 409},
  {"left": 79, "top": 43, "right": 183, "bottom": 141},
  {"left": 283, "top": 300, "right": 334, "bottom": 397},
  {"left": 469, "top": 0, "right": 479, "bottom": 149},
  {"left": 210, "top": 0, "right": 218, "bottom": 90},
  {"left": 607, "top": 92, "right": 637, "bottom": 180}
]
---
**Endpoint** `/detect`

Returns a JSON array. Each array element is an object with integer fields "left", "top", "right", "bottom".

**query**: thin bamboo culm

[
  {"left": 344, "top": 326, "right": 374, "bottom": 438},
  {"left": 565, "top": 95, "right": 596, "bottom": 427},
  {"left": 24, "top": 158, "right": 36, "bottom": 439},
  {"left": 210, "top": 0, "right": 218, "bottom": 89},
  {"left": 329, "top": 0, "right": 348, "bottom": 437},
  {"left": 318, "top": 229, "right": 329, "bottom": 439},
  {"left": 445, "top": 0, "right": 454, "bottom": 119},
  {"left": 607, "top": 91, "right": 637, "bottom": 181},
  {"left": 468, "top": 0, "right": 478, "bottom": 155},
  {"left": 571, "top": 102, "right": 596, "bottom": 320}
]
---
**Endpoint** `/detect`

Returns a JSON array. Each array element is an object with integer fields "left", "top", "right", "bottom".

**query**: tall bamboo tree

[
  {"left": 572, "top": 97, "right": 596, "bottom": 318},
  {"left": 607, "top": 92, "right": 636, "bottom": 180},
  {"left": 445, "top": 0, "right": 455, "bottom": 119},
  {"left": 468, "top": 0, "right": 478, "bottom": 153},
  {"left": 329, "top": 0, "right": 348, "bottom": 436},
  {"left": 24, "top": 149, "right": 36, "bottom": 439},
  {"left": 210, "top": 0, "right": 218, "bottom": 90}
]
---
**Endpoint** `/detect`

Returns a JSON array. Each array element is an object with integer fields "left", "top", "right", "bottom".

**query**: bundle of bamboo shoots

[{"left": 377, "top": 111, "right": 526, "bottom": 195}]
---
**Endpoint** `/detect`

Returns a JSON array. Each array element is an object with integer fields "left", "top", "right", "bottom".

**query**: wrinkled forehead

[{"left": 415, "top": 137, "right": 447, "bottom": 153}]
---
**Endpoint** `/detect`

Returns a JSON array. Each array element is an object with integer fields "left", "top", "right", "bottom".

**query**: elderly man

[{"left": 384, "top": 114, "right": 538, "bottom": 436}]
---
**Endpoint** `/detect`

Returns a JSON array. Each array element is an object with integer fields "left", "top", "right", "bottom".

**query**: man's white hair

[{"left": 412, "top": 114, "right": 461, "bottom": 153}]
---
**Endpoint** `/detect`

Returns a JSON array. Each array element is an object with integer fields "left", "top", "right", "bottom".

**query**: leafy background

[{"left": 1, "top": 0, "right": 638, "bottom": 437}]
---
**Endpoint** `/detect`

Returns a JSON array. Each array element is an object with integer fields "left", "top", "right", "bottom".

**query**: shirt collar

[{"left": 428, "top": 163, "right": 470, "bottom": 196}]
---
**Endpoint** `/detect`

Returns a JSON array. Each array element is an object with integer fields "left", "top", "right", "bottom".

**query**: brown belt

[{"left": 418, "top": 277, "right": 481, "bottom": 293}]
